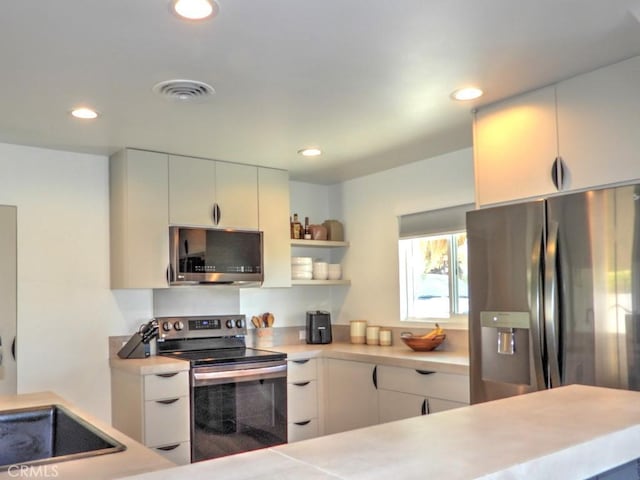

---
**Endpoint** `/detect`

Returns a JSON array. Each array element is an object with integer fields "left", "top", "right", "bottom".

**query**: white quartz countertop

[
  {"left": 110, "top": 342, "right": 469, "bottom": 376},
  {"left": 120, "top": 385, "right": 640, "bottom": 480},
  {"left": 0, "top": 392, "right": 174, "bottom": 480}
]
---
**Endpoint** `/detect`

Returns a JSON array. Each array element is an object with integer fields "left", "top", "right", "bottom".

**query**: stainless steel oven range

[{"left": 156, "top": 315, "right": 287, "bottom": 463}]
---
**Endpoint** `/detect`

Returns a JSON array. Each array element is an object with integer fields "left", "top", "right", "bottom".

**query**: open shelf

[
  {"left": 290, "top": 239, "right": 349, "bottom": 247},
  {"left": 291, "top": 279, "right": 351, "bottom": 286}
]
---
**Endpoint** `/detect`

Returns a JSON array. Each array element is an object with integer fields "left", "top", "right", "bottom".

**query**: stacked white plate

[{"left": 291, "top": 257, "right": 313, "bottom": 280}]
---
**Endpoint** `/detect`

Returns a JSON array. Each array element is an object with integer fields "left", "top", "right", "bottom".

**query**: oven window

[{"left": 192, "top": 376, "right": 287, "bottom": 462}]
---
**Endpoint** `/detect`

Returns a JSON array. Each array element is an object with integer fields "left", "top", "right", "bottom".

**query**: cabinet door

[
  {"left": 288, "top": 380, "right": 318, "bottom": 423},
  {"left": 215, "top": 162, "right": 258, "bottom": 229},
  {"left": 557, "top": 56, "right": 640, "bottom": 191},
  {"left": 258, "top": 167, "right": 291, "bottom": 287},
  {"left": 378, "top": 389, "right": 425, "bottom": 424},
  {"left": 324, "top": 359, "right": 378, "bottom": 434},
  {"left": 110, "top": 149, "right": 169, "bottom": 288},
  {"left": 473, "top": 86, "right": 559, "bottom": 206},
  {"left": 168, "top": 155, "right": 216, "bottom": 226}
]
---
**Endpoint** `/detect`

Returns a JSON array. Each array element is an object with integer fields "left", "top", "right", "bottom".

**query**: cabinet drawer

[
  {"left": 377, "top": 365, "right": 469, "bottom": 403},
  {"left": 152, "top": 441, "right": 191, "bottom": 465},
  {"left": 144, "top": 371, "right": 188, "bottom": 400},
  {"left": 287, "top": 358, "right": 317, "bottom": 383},
  {"left": 428, "top": 398, "right": 467, "bottom": 414},
  {"left": 287, "top": 380, "right": 317, "bottom": 423},
  {"left": 144, "top": 397, "right": 190, "bottom": 446},
  {"left": 288, "top": 418, "right": 319, "bottom": 443}
]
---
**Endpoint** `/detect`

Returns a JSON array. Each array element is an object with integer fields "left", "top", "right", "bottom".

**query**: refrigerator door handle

[
  {"left": 544, "top": 221, "right": 562, "bottom": 388},
  {"left": 529, "top": 227, "right": 547, "bottom": 390}
]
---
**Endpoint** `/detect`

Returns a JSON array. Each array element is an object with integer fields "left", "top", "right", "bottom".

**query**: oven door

[{"left": 190, "top": 360, "right": 287, "bottom": 462}]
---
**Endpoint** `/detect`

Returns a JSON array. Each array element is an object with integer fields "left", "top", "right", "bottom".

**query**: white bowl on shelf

[
  {"left": 312, "top": 261, "right": 328, "bottom": 280},
  {"left": 327, "top": 264, "right": 342, "bottom": 280}
]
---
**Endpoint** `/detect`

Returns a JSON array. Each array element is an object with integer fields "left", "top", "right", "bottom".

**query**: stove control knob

[
  {"left": 235, "top": 319, "right": 244, "bottom": 328},
  {"left": 162, "top": 322, "right": 172, "bottom": 332},
  {"left": 174, "top": 320, "right": 184, "bottom": 331},
  {"left": 225, "top": 319, "right": 234, "bottom": 329}
]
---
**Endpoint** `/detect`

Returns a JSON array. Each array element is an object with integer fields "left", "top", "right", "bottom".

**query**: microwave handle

[
  {"left": 166, "top": 264, "right": 174, "bottom": 285},
  {"left": 212, "top": 203, "right": 221, "bottom": 225}
]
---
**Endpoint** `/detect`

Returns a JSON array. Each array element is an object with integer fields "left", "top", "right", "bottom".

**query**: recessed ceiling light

[
  {"left": 450, "top": 87, "right": 484, "bottom": 101},
  {"left": 70, "top": 107, "right": 99, "bottom": 119},
  {"left": 298, "top": 148, "right": 322, "bottom": 157},
  {"left": 172, "top": 0, "right": 218, "bottom": 20}
]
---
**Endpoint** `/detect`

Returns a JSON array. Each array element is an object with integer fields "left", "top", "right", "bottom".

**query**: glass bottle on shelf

[
  {"left": 292, "top": 213, "right": 302, "bottom": 239},
  {"left": 304, "top": 217, "right": 311, "bottom": 240}
]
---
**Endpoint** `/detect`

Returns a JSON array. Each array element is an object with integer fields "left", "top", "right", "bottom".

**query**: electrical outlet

[{"left": 299, "top": 330, "right": 306, "bottom": 340}]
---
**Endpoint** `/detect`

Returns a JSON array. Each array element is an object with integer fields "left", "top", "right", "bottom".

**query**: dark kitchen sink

[{"left": 0, "top": 404, "right": 126, "bottom": 470}]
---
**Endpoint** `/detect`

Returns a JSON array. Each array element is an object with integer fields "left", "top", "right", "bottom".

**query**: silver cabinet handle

[
  {"left": 292, "top": 381, "right": 310, "bottom": 387},
  {"left": 155, "top": 398, "right": 180, "bottom": 405},
  {"left": 551, "top": 157, "right": 567, "bottom": 191}
]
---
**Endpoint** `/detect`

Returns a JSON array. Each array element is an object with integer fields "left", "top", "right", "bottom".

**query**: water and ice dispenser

[{"left": 480, "top": 311, "right": 531, "bottom": 385}]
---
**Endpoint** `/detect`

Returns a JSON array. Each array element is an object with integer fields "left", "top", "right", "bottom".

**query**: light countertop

[
  {"left": 110, "top": 342, "right": 469, "bottom": 376},
  {"left": 0, "top": 391, "right": 174, "bottom": 480},
  {"left": 119, "top": 385, "right": 640, "bottom": 480}
]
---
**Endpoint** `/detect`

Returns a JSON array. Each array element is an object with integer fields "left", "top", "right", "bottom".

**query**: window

[{"left": 398, "top": 204, "right": 473, "bottom": 322}]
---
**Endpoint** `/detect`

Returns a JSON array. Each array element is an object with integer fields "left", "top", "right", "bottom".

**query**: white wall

[
  {"left": 0, "top": 141, "right": 473, "bottom": 421},
  {"left": 331, "top": 147, "right": 475, "bottom": 328},
  {"left": 239, "top": 180, "right": 335, "bottom": 325},
  {"left": 0, "top": 142, "right": 153, "bottom": 422}
]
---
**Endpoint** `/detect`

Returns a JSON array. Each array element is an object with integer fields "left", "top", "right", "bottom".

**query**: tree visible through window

[{"left": 399, "top": 232, "right": 468, "bottom": 321}]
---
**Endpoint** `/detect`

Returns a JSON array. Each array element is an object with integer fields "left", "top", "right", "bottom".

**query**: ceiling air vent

[{"left": 152, "top": 79, "right": 215, "bottom": 102}]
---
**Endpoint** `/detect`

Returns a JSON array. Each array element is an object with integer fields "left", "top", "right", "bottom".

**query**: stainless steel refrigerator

[{"left": 467, "top": 184, "right": 640, "bottom": 404}]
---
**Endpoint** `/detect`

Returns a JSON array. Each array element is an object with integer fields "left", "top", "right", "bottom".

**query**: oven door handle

[{"left": 193, "top": 363, "right": 287, "bottom": 386}]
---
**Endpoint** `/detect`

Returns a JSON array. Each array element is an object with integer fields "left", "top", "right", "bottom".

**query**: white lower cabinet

[
  {"left": 324, "top": 359, "right": 379, "bottom": 435},
  {"left": 287, "top": 358, "right": 321, "bottom": 442},
  {"left": 111, "top": 368, "right": 191, "bottom": 465},
  {"left": 377, "top": 365, "right": 469, "bottom": 423}
]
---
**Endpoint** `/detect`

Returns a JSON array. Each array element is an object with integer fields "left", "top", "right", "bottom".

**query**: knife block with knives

[{"left": 117, "top": 319, "right": 159, "bottom": 359}]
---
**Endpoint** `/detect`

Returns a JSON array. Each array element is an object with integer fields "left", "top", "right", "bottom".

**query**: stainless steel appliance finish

[
  {"left": 467, "top": 184, "right": 640, "bottom": 404},
  {"left": 168, "top": 226, "right": 263, "bottom": 285},
  {"left": 157, "top": 315, "right": 287, "bottom": 463}
]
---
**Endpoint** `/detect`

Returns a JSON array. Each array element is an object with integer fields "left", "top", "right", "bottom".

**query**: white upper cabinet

[
  {"left": 258, "top": 167, "right": 291, "bottom": 288},
  {"left": 473, "top": 86, "right": 559, "bottom": 206},
  {"left": 169, "top": 155, "right": 259, "bottom": 230},
  {"left": 474, "top": 55, "right": 640, "bottom": 207},
  {"left": 556, "top": 56, "right": 640, "bottom": 190},
  {"left": 110, "top": 149, "right": 169, "bottom": 289}
]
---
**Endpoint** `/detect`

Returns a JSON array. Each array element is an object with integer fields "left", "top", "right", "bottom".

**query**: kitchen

[{"left": 2, "top": 0, "right": 640, "bottom": 478}]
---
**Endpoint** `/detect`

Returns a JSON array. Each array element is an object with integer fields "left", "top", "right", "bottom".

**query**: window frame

[{"left": 398, "top": 230, "right": 468, "bottom": 324}]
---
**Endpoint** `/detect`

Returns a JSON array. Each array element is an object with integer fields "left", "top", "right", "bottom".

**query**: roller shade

[{"left": 398, "top": 203, "right": 475, "bottom": 238}]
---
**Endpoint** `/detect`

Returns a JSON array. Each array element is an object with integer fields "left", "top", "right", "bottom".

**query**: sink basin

[{"left": 0, "top": 404, "right": 126, "bottom": 470}]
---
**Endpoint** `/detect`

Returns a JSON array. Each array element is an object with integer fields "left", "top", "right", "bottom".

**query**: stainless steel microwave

[{"left": 169, "top": 226, "right": 263, "bottom": 285}]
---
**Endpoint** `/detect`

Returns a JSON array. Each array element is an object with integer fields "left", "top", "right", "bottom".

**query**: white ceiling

[{"left": 2, "top": 1, "right": 640, "bottom": 184}]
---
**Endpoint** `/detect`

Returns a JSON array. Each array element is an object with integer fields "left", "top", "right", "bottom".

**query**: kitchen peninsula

[{"left": 119, "top": 384, "right": 640, "bottom": 480}]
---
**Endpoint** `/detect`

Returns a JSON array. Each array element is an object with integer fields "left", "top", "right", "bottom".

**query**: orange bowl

[{"left": 401, "top": 334, "right": 446, "bottom": 352}]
